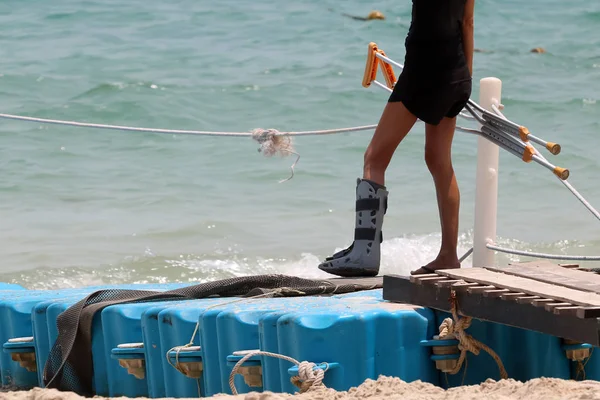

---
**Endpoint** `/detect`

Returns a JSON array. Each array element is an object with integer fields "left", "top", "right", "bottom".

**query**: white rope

[
  {"left": 0, "top": 107, "right": 477, "bottom": 184},
  {"left": 228, "top": 350, "right": 328, "bottom": 395},
  {"left": 0, "top": 112, "right": 377, "bottom": 137},
  {"left": 0, "top": 113, "right": 380, "bottom": 183},
  {"left": 165, "top": 288, "right": 305, "bottom": 377},
  {"left": 487, "top": 244, "right": 600, "bottom": 261},
  {"left": 559, "top": 179, "right": 600, "bottom": 222}
]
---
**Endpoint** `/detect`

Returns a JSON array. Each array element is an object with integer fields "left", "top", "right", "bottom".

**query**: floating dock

[
  {"left": 0, "top": 265, "right": 598, "bottom": 398},
  {"left": 383, "top": 261, "right": 600, "bottom": 346}
]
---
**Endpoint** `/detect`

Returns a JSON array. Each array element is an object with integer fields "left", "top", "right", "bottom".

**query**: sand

[{"left": 2, "top": 376, "right": 600, "bottom": 400}]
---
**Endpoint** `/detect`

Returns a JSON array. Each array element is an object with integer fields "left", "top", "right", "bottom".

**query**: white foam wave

[{"left": 3, "top": 232, "right": 599, "bottom": 290}]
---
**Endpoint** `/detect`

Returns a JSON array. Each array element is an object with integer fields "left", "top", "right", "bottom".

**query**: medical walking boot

[{"left": 318, "top": 178, "right": 388, "bottom": 277}]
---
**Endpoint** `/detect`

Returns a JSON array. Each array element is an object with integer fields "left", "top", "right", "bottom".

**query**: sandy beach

[{"left": 3, "top": 376, "right": 600, "bottom": 400}]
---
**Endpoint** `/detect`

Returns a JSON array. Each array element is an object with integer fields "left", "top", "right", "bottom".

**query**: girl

[{"left": 318, "top": 0, "right": 475, "bottom": 277}]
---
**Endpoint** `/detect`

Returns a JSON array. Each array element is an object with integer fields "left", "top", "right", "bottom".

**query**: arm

[{"left": 462, "top": 0, "right": 475, "bottom": 77}]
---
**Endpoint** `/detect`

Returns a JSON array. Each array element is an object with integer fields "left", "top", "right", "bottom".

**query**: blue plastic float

[
  {"left": 0, "top": 282, "right": 598, "bottom": 397},
  {"left": 141, "top": 303, "right": 192, "bottom": 398},
  {"left": 0, "top": 284, "right": 189, "bottom": 393},
  {"left": 102, "top": 300, "right": 194, "bottom": 398},
  {"left": 267, "top": 301, "right": 439, "bottom": 392},
  {"left": 431, "top": 310, "right": 572, "bottom": 388},
  {"left": 0, "top": 289, "right": 98, "bottom": 389},
  {"left": 157, "top": 299, "right": 242, "bottom": 398},
  {"left": 202, "top": 297, "right": 353, "bottom": 396}
]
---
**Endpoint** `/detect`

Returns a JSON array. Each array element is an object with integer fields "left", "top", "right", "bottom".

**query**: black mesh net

[{"left": 42, "top": 274, "right": 382, "bottom": 396}]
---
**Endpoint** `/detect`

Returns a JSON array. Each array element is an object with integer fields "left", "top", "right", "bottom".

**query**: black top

[{"left": 403, "top": 0, "right": 471, "bottom": 84}]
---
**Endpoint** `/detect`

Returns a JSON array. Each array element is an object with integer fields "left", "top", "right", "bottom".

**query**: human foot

[{"left": 410, "top": 256, "right": 460, "bottom": 275}]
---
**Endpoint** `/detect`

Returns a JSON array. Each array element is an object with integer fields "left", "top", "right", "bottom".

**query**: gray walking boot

[{"left": 318, "top": 178, "right": 388, "bottom": 277}]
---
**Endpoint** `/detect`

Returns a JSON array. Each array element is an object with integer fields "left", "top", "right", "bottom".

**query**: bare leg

[
  {"left": 363, "top": 101, "right": 418, "bottom": 185},
  {"left": 411, "top": 116, "right": 461, "bottom": 274},
  {"left": 318, "top": 101, "right": 417, "bottom": 277}
]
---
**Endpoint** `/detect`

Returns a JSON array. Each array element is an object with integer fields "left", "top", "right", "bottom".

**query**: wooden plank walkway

[
  {"left": 436, "top": 268, "right": 600, "bottom": 306},
  {"left": 382, "top": 262, "right": 600, "bottom": 346},
  {"left": 487, "top": 260, "right": 600, "bottom": 293}
]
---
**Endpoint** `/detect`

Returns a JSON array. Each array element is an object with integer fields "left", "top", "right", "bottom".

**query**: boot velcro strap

[
  {"left": 355, "top": 198, "right": 380, "bottom": 211},
  {"left": 354, "top": 228, "right": 377, "bottom": 241}
]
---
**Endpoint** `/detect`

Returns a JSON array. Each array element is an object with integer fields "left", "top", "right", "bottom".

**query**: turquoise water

[{"left": 0, "top": 0, "right": 599, "bottom": 288}]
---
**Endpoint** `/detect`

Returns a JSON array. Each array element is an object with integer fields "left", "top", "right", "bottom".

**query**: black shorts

[{"left": 388, "top": 70, "right": 472, "bottom": 126}]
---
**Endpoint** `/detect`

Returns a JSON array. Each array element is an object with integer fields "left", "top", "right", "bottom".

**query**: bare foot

[{"left": 410, "top": 255, "right": 460, "bottom": 275}]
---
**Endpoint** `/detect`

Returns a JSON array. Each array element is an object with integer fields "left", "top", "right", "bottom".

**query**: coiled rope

[
  {"left": 228, "top": 350, "right": 329, "bottom": 395},
  {"left": 438, "top": 291, "right": 508, "bottom": 380}
]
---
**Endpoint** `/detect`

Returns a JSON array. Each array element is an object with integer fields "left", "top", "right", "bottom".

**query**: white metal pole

[{"left": 472, "top": 77, "right": 502, "bottom": 268}]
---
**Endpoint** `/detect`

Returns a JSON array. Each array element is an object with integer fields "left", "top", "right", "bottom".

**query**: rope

[
  {"left": 0, "top": 108, "right": 474, "bottom": 184},
  {"left": 487, "top": 244, "right": 600, "bottom": 261},
  {"left": 0, "top": 112, "right": 381, "bottom": 183},
  {"left": 558, "top": 179, "right": 600, "bottom": 223},
  {"left": 228, "top": 350, "right": 328, "bottom": 395},
  {"left": 165, "top": 288, "right": 304, "bottom": 376},
  {"left": 438, "top": 291, "right": 508, "bottom": 380},
  {"left": 575, "top": 347, "right": 594, "bottom": 381},
  {"left": 0, "top": 112, "right": 378, "bottom": 138}
]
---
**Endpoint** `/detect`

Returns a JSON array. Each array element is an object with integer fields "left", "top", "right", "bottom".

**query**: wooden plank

[
  {"left": 532, "top": 299, "right": 556, "bottom": 307},
  {"left": 492, "top": 261, "right": 600, "bottom": 293},
  {"left": 516, "top": 296, "right": 540, "bottom": 305},
  {"left": 501, "top": 292, "right": 526, "bottom": 300},
  {"left": 450, "top": 282, "right": 480, "bottom": 291},
  {"left": 467, "top": 285, "right": 497, "bottom": 294},
  {"left": 577, "top": 307, "right": 600, "bottom": 319},
  {"left": 483, "top": 289, "right": 510, "bottom": 298},
  {"left": 436, "top": 268, "right": 600, "bottom": 307},
  {"left": 544, "top": 302, "right": 573, "bottom": 312},
  {"left": 559, "top": 264, "right": 580, "bottom": 269},
  {"left": 410, "top": 274, "right": 440, "bottom": 283},
  {"left": 382, "top": 274, "right": 600, "bottom": 346},
  {"left": 435, "top": 280, "right": 463, "bottom": 288},
  {"left": 414, "top": 276, "right": 449, "bottom": 285},
  {"left": 554, "top": 306, "right": 581, "bottom": 316}
]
